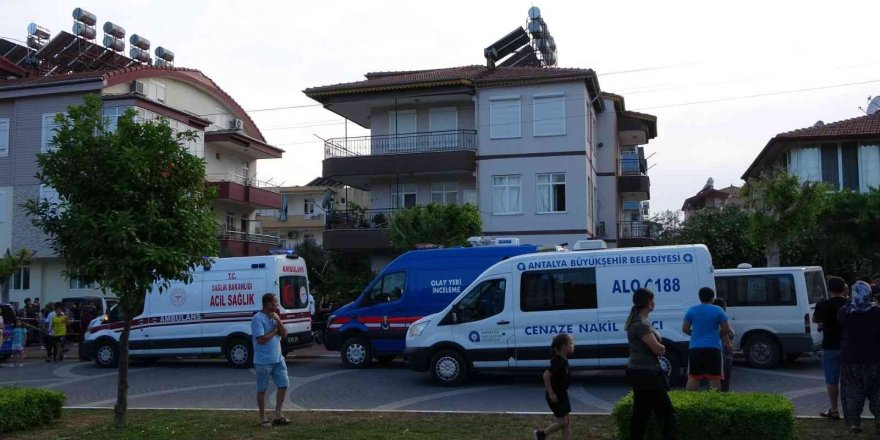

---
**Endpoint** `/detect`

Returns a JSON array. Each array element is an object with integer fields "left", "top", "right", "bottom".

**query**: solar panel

[
  {"left": 0, "top": 39, "right": 31, "bottom": 65},
  {"left": 35, "top": 31, "right": 136, "bottom": 74},
  {"left": 499, "top": 45, "right": 540, "bottom": 67}
]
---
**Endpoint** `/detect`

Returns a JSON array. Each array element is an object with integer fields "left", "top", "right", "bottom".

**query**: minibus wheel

[
  {"left": 744, "top": 333, "right": 781, "bottom": 369},
  {"left": 430, "top": 349, "right": 468, "bottom": 386},
  {"left": 94, "top": 340, "right": 119, "bottom": 368},
  {"left": 341, "top": 336, "right": 372, "bottom": 369},
  {"left": 226, "top": 337, "right": 253, "bottom": 368}
]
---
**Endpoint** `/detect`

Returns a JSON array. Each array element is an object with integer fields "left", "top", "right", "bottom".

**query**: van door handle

[{"left": 497, "top": 320, "right": 510, "bottom": 325}]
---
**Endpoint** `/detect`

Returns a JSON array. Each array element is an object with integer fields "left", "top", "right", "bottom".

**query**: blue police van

[{"left": 325, "top": 241, "right": 539, "bottom": 368}]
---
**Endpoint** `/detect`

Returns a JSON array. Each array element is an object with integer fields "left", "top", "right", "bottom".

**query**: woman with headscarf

[{"left": 838, "top": 281, "right": 880, "bottom": 435}]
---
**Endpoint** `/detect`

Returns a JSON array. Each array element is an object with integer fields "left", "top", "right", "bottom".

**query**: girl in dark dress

[{"left": 533, "top": 333, "right": 574, "bottom": 440}]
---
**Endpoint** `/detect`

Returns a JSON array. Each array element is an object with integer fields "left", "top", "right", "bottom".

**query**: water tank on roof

[
  {"left": 130, "top": 34, "right": 150, "bottom": 50},
  {"left": 103, "top": 21, "right": 125, "bottom": 39},
  {"left": 72, "top": 8, "right": 97, "bottom": 26}
]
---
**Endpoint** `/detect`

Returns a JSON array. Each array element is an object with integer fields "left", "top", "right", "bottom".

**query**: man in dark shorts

[
  {"left": 813, "top": 276, "right": 848, "bottom": 419},
  {"left": 682, "top": 287, "right": 732, "bottom": 391}
]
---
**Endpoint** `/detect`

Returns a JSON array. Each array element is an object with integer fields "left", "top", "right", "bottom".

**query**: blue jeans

[
  {"left": 822, "top": 349, "right": 841, "bottom": 385},
  {"left": 255, "top": 361, "right": 289, "bottom": 392}
]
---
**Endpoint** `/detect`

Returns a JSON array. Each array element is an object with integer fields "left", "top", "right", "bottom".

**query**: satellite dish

[
  {"left": 868, "top": 96, "right": 880, "bottom": 115},
  {"left": 528, "top": 6, "right": 541, "bottom": 19}
]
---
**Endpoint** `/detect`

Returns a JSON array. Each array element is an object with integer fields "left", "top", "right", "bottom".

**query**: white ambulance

[
  {"left": 84, "top": 254, "right": 313, "bottom": 368},
  {"left": 405, "top": 243, "right": 715, "bottom": 386}
]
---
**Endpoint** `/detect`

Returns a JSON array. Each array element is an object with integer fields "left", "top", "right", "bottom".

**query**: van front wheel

[
  {"left": 430, "top": 349, "right": 469, "bottom": 386},
  {"left": 744, "top": 334, "right": 781, "bottom": 369},
  {"left": 341, "top": 337, "right": 372, "bottom": 369},
  {"left": 94, "top": 340, "right": 119, "bottom": 368},
  {"left": 226, "top": 337, "right": 253, "bottom": 368}
]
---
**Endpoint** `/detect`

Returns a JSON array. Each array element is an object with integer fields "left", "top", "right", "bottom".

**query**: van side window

[
  {"left": 280, "top": 276, "right": 308, "bottom": 310},
  {"left": 718, "top": 274, "right": 797, "bottom": 307},
  {"left": 520, "top": 268, "right": 598, "bottom": 312},
  {"left": 454, "top": 279, "right": 506, "bottom": 323},
  {"left": 367, "top": 272, "right": 406, "bottom": 305},
  {"left": 805, "top": 271, "right": 828, "bottom": 304}
]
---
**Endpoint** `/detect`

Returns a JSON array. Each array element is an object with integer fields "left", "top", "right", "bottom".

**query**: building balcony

[
  {"left": 322, "top": 130, "right": 478, "bottom": 190},
  {"left": 618, "top": 221, "right": 657, "bottom": 248},
  {"left": 618, "top": 155, "right": 650, "bottom": 200},
  {"left": 322, "top": 207, "right": 397, "bottom": 251},
  {"left": 217, "top": 230, "right": 280, "bottom": 257},
  {"left": 206, "top": 173, "right": 282, "bottom": 210},
  {"left": 258, "top": 212, "right": 326, "bottom": 229}
]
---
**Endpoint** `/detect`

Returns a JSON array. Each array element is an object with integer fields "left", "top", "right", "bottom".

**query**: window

[
  {"left": 303, "top": 233, "right": 316, "bottom": 245},
  {"left": 303, "top": 199, "right": 315, "bottom": 215},
  {"left": 453, "top": 279, "right": 506, "bottom": 324},
  {"left": 431, "top": 182, "right": 458, "bottom": 205},
  {"left": 0, "top": 118, "right": 9, "bottom": 157},
  {"left": 256, "top": 209, "right": 278, "bottom": 218},
  {"left": 820, "top": 144, "right": 840, "bottom": 189},
  {"left": 147, "top": 81, "right": 166, "bottom": 103},
  {"left": 789, "top": 146, "right": 821, "bottom": 182},
  {"left": 225, "top": 212, "right": 235, "bottom": 231},
  {"left": 715, "top": 274, "right": 797, "bottom": 307},
  {"left": 805, "top": 271, "right": 828, "bottom": 305},
  {"left": 462, "top": 190, "right": 478, "bottom": 206},
  {"left": 39, "top": 185, "right": 62, "bottom": 216},
  {"left": 537, "top": 173, "right": 566, "bottom": 213},
  {"left": 0, "top": 191, "right": 5, "bottom": 223},
  {"left": 41, "top": 113, "right": 64, "bottom": 153},
  {"left": 280, "top": 275, "right": 308, "bottom": 310},
  {"left": 12, "top": 266, "right": 29, "bottom": 291},
  {"left": 69, "top": 277, "right": 96, "bottom": 290},
  {"left": 366, "top": 272, "right": 406, "bottom": 305},
  {"left": 391, "top": 184, "right": 417, "bottom": 209},
  {"left": 533, "top": 94, "right": 565, "bottom": 137},
  {"left": 388, "top": 110, "right": 417, "bottom": 152},
  {"left": 493, "top": 175, "right": 522, "bottom": 214},
  {"left": 489, "top": 97, "right": 521, "bottom": 139},
  {"left": 859, "top": 144, "right": 880, "bottom": 192},
  {"left": 521, "top": 268, "right": 597, "bottom": 312}
]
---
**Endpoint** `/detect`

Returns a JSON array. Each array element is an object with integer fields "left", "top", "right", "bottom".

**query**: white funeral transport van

[
  {"left": 405, "top": 243, "right": 714, "bottom": 385},
  {"left": 84, "top": 254, "right": 313, "bottom": 368}
]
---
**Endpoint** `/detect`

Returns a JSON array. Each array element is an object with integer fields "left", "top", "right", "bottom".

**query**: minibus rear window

[
  {"left": 280, "top": 276, "right": 308, "bottom": 310},
  {"left": 805, "top": 271, "right": 827, "bottom": 304}
]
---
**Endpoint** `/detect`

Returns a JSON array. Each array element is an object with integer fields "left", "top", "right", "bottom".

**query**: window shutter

[
  {"left": 533, "top": 95, "right": 565, "bottom": 136},
  {"left": 0, "top": 118, "right": 9, "bottom": 156},
  {"left": 820, "top": 144, "right": 840, "bottom": 189},
  {"left": 841, "top": 142, "right": 860, "bottom": 190},
  {"left": 489, "top": 98, "right": 521, "bottom": 139}
]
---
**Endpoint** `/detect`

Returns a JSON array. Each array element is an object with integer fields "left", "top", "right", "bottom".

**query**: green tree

[
  {"left": 25, "top": 95, "right": 217, "bottom": 427},
  {"left": 741, "top": 169, "right": 829, "bottom": 267},
  {"left": 294, "top": 241, "right": 373, "bottom": 306},
  {"left": 675, "top": 207, "right": 764, "bottom": 269},
  {"left": 0, "top": 248, "right": 34, "bottom": 303},
  {"left": 816, "top": 188, "right": 880, "bottom": 280},
  {"left": 389, "top": 203, "right": 482, "bottom": 251},
  {"left": 652, "top": 209, "right": 684, "bottom": 245}
]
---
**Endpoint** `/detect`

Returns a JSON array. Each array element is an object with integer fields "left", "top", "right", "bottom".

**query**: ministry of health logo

[
  {"left": 468, "top": 331, "right": 481, "bottom": 343},
  {"left": 170, "top": 288, "right": 186, "bottom": 307}
]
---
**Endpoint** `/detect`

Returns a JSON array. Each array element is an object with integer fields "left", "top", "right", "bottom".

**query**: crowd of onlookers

[{"left": 2, "top": 298, "right": 102, "bottom": 366}]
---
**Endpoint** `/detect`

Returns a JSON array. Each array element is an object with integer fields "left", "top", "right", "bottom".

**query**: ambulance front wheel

[
  {"left": 341, "top": 336, "right": 372, "bottom": 369},
  {"left": 94, "top": 340, "right": 119, "bottom": 368},
  {"left": 226, "top": 337, "right": 253, "bottom": 368},
  {"left": 430, "top": 349, "right": 469, "bottom": 386}
]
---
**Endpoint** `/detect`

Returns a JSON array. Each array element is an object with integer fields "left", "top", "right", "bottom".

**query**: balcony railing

[
  {"left": 326, "top": 208, "right": 398, "bottom": 230},
  {"left": 218, "top": 230, "right": 280, "bottom": 245},
  {"left": 206, "top": 173, "right": 281, "bottom": 193},
  {"left": 619, "top": 155, "right": 648, "bottom": 176},
  {"left": 619, "top": 221, "right": 658, "bottom": 239},
  {"left": 324, "top": 130, "right": 478, "bottom": 159}
]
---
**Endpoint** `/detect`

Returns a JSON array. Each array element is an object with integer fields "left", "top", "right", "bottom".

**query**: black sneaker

[{"left": 533, "top": 429, "right": 546, "bottom": 440}]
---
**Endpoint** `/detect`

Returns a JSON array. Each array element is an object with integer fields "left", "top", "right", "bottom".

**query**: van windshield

[
  {"left": 280, "top": 276, "right": 308, "bottom": 310},
  {"left": 805, "top": 270, "right": 827, "bottom": 304}
]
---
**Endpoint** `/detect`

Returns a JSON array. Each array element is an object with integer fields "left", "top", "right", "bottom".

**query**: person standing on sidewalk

[
  {"left": 533, "top": 333, "right": 574, "bottom": 440},
  {"left": 50, "top": 305, "right": 68, "bottom": 362},
  {"left": 682, "top": 287, "right": 732, "bottom": 391},
  {"left": 626, "top": 288, "right": 676, "bottom": 440},
  {"left": 43, "top": 302, "right": 56, "bottom": 362},
  {"left": 11, "top": 319, "right": 26, "bottom": 367},
  {"left": 252, "top": 293, "right": 290, "bottom": 428},
  {"left": 813, "top": 276, "right": 848, "bottom": 420},
  {"left": 838, "top": 281, "right": 880, "bottom": 435}
]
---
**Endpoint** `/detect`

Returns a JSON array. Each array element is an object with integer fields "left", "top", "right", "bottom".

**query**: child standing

[
  {"left": 11, "top": 320, "right": 27, "bottom": 367},
  {"left": 533, "top": 333, "right": 574, "bottom": 440}
]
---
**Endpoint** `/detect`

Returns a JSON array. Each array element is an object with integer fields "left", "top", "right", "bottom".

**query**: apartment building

[
  {"left": 304, "top": 66, "right": 657, "bottom": 270},
  {"left": 0, "top": 30, "right": 283, "bottom": 303},
  {"left": 255, "top": 178, "right": 370, "bottom": 249},
  {"left": 742, "top": 112, "right": 880, "bottom": 190}
]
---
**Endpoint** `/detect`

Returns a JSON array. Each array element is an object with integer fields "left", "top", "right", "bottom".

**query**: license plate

[{"left": 287, "top": 335, "right": 299, "bottom": 344}]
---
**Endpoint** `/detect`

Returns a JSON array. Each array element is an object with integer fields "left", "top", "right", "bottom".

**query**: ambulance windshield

[{"left": 280, "top": 276, "right": 308, "bottom": 310}]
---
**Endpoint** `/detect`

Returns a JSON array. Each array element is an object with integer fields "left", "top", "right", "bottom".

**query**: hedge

[
  {"left": 0, "top": 388, "right": 65, "bottom": 434},
  {"left": 612, "top": 391, "right": 795, "bottom": 440}
]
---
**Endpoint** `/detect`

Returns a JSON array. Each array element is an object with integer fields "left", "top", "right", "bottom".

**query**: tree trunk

[
  {"left": 0, "top": 277, "right": 9, "bottom": 304},
  {"left": 114, "top": 313, "right": 133, "bottom": 427},
  {"left": 765, "top": 240, "right": 781, "bottom": 267}
]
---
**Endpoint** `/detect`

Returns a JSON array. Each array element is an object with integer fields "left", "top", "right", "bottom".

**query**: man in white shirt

[{"left": 44, "top": 304, "right": 56, "bottom": 362}]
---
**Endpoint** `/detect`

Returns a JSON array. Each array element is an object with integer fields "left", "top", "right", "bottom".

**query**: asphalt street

[{"left": 0, "top": 345, "right": 849, "bottom": 417}]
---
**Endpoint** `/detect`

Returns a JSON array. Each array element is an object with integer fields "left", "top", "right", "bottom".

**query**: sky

[{"left": 3, "top": 0, "right": 879, "bottom": 213}]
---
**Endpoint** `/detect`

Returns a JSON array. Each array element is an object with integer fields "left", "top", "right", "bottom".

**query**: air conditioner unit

[
  {"left": 229, "top": 118, "right": 244, "bottom": 130},
  {"left": 287, "top": 231, "right": 298, "bottom": 239},
  {"left": 131, "top": 80, "right": 146, "bottom": 95}
]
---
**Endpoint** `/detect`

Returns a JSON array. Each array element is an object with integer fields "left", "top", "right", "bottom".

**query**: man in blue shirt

[
  {"left": 252, "top": 293, "right": 290, "bottom": 427},
  {"left": 682, "top": 287, "right": 732, "bottom": 391}
]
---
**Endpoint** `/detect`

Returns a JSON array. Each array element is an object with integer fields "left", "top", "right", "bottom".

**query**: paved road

[{"left": 1, "top": 345, "right": 840, "bottom": 416}]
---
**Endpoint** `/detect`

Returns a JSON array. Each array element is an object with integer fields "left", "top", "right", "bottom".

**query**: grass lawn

[{"left": 3, "top": 409, "right": 866, "bottom": 440}]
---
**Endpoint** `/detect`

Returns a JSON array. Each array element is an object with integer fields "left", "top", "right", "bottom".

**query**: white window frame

[
  {"left": 391, "top": 184, "right": 418, "bottom": 209},
  {"left": 304, "top": 198, "right": 315, "bottom": 215},
  {"left": 536, "top": 172, "right": 567, "bottom": 214},
  {"left": 148, "top": 80, "right": 166, "bottom": 104},
  {"left": 12, "top": 266, "right": 29, "bottom": 291},
  {"left": 462, "top": 190, "right": 478, "bottom": 206},
  {"left": 431, "top": 182, "right": 459, "bottom": 205},
  {"left": 68, "top": 277, "right": 96, "bottom": 290},
  {"left": 532, "top": 93, "right": 566, "bottom": 137},
  {"left": 489, "top": 97, "right": 522, "bottom": 139},
  {"left": 859, "top": 144, "right": 880, "bottom": 192},
  {"left": 493, "top": 175, "right": 522, "bottom": 215},
  {"left": 41, "top": 112, "right": 65, "bottom": 153},
  {"left": 0, "top": 118, "right": 9, "bottom": 157},
  {"left": 0, "top": 191, "right": 5, "bottom": 223}
]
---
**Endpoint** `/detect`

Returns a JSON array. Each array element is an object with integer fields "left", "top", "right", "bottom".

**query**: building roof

[
  {"left": 681, "top": 185, "right": 740, "bottom": 211},
  {"left": 601, "top": 91, "right": 658, "bottom": 139},
  {"left": 0, "top": 65, "right": 267, "bottom": 142},
  {"left": 742, "top": 112, "right": 880, "bottom": 179},
  {"left": 304, "top": 65, "right": 605, "bottom": 112}
]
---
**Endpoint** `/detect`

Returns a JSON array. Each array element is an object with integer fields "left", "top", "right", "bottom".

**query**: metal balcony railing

[
  {"left": 324, "top": 130, "right": 478, "bottom": 159},
  {"left": 326, "top": 208, "right": 398, "bottom": 230},
  {"left": 206, "top": 173, "right": 281, "bottom": 193},
  {"left": 619, "top": 221, "right": 657, "bottom": 239},
  {"left": 619, "top": 155, "right": 648, "bottom": 176},
  {"left": 218, "top": 230, "right": 280, "bottom": 245}
]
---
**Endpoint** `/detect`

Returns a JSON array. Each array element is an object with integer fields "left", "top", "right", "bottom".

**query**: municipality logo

[
  {"left": 468, "top": 331, "right": 481, "bottom": 343},
  {"left": 517, "top": 262, "right": 526, "bottom": 271}
]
